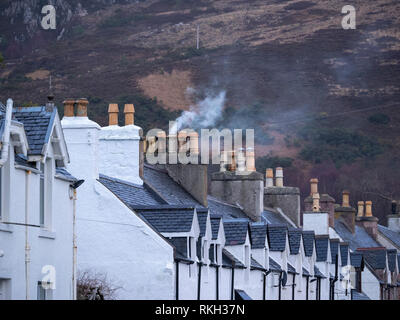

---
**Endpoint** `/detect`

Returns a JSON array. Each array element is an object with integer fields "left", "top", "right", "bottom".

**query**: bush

[
  {"left": 368, "top": 113, "right": 390, "bottom": 125},
  {"left": 77, "top": 270, "right": 120, "bottom": 300}
]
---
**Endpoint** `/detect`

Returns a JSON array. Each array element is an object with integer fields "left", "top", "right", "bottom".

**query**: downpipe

[{"left": 25, "top": 170, "right": 31, "bottom": 300}]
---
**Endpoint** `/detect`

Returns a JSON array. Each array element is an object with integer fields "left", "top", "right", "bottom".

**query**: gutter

[{"left": 0, "top": 99, "right": 13, "bottom": 167}]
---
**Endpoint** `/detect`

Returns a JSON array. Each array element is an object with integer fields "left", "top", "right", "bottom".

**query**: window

[
  {"left": 0, "top": 279, "right": 11, "bottom": 300},
  {"left": 209, "top": 244, "right": 215, "bottom": 263},
  {"left": 37, "top": 281, "right": 53, "bottom": 300}
]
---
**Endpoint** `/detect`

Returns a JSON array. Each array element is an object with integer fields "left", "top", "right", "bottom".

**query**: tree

[
  {"left": 77, "top": 270, "right": 121, "bottom": 300},
  {"left": 0, "top": 52, "right": 4, "bottom": 65}
]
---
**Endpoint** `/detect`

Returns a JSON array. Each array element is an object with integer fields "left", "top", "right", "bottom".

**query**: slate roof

[
  {"left": 235, "top": 289, "right": 252, "bottom": 300},
  {"left": 267, "top": 224, "right": 287, "bottom": 252},
  {"left": 196, "top": 209, "right": 209, "bottom": 237},
  {"left": 314, "top": 266, "right": 326, "bottom": 278},
  {"left": 222, "top": 249, "right": 245, "bottom": 268},
  {"left": 350, "top": 252, "right": 363, "bottom": 268},
  {"left": 98, "top": 174, "right": 164, "bottom": 209},
  {"left": 251, "top": 257, "right": 265, "bottom": 271},
  {"left": 207, "top": 196, "right": 248, "bottom": 219},
  {"left": 210, "top": 215, "right": 222, "bottom": 240},
  {"left": 340, "top": 243, "right": 349, "bottom": 266},
  {"left": 334, "top": 218, "right": 380, "bottom": 251},
  {"left": 315, "top": 236, "right": 329, "bottom": 262},
  {"left": 287, "top": 263, "right": 297, "bottom": 274},
  {"left": 13, "top": 106, "right": 56, "bottom": 156},
  {"left": 329, "top": 239, "right": 340, "bottom": 264},
  {"left": 262, "top": 209, "right": 292, "bottom": 226},
  {"left": 378, "top": 225, "right": 400, "bottom": 249},
  {"left": 269, "top": 257, "right": 282, "bottom": 272},
  {"left": 351, "top": 290, "right": 370, "bottom": 300},
  {"left": 357, "top": 248, "right": 387, "bottom": 270},
  {"left": 288, "top": 228, "right": 302, "bottom": 255},
  {"left": 223, "top": 219, "right": 248, "bottom": 246},
  {"left": 387, "top": 249, "right": 397, "bottom": 272},
  {"left": 55, "top": 167, "right": 77, "bottom": 182},
  {"left": 302, "top": 267, "right": 310, "bottom": 277},
  {"left": 15, "top": 154, "right": 37, "bottom": 169},
  {"left": 137, "top": 208, "right": 195, "bottom": 234},
  {"left": 249, "top": 223, "right": 267, "bottom": 249},
  {"left": 302, "top": 231, "right": 315, "bottom": 257},
  {"left": 168, "top": 237, "right": 188, "bottom": 258}
]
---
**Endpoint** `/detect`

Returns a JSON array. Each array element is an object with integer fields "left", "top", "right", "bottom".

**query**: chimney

[
  {"left": 388, "top": 200, "right": 400, "bottom": 232},
  {"left": 312, "top": 193, "right": 320, "bottom": 212},
  {"left": 303, "top": 178, "right": 329, "bottom": 235},
  {"left": 356, "top": 200, "right": 379, "bottom": 240},
  {"left": 210, "top": 150, "right": 264, "bottom": 222},
  {"left": 61, "top": 98, "right": 101, "bottom": 183},
  {"left": 63, "top": 99, "right": 75, "bottom": 117},
  {"left": 124, "top": 104, "right": 135, "bottom": 126},
  {"left": 265, "top": 168, "right": 273, "bottom": 187},
  {"left": 334, "top": 190, "right": 356, "bottom": 233},
  {"left": 264, "top": 167, "right": 301, "bottom": 226},
  {"left": 108, "top": 104, "right": 119, "bottom": 126},
  {"left": 76, "top": 98, "right": 88, "bottom": 117},
  {"left": 220, "top": 151, "right": 228, "bottom": 172},
  {"left": 304, "top": 178, "right": 335, "bottom": 228},
  {"left": 246, "top": 148, "right": 256, "bottom": 172},
  {"left": 99, "top": 102, "right": 143, "bottom": 185},
  {"left": 236, "top": 148, "right": 246, "bottom": 172}
]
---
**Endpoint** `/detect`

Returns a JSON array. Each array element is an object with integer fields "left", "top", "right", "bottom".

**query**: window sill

[
  {"left": 39, "top": 229, "right": 56, "bottom": 240},
  {"left": 0, "top": 223, "right": 13, "bottom": 233}
]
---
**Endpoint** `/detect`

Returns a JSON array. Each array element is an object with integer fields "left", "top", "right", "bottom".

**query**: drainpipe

[
  {"left": 278, "top": 272, "right": 282, "bottom": 300},
  {"left": 263, "top": 273, "right": 266, "bottom": 300},
  {"left": 0, "top": 99, "right": 13, "bottom": 166},
  {"left": 292, "top": 274, "right": 296, "bottom": 300},
  {"left": 216, "top": 265, "right": 219, "bottom": 300},
  {"left": 72, "top": 189, "right": 77, "bottom": 300},
  {"left": 306, "top": 276, "right": 309, "bottom": 300},
  {"left": 330, "top": 254, "right": 339, "bottom": 300},
  {"left": 197, "top": 262, "right": 202, "bottom": 300},
  {"left": 230, "top": 262, "right": 235, "bottom": 300},
  {"left": 25, "top": 170, "right": 31, "bottom": 300},
  {"left": 175, "top": 261, "right": 179, "bottom": 300}
]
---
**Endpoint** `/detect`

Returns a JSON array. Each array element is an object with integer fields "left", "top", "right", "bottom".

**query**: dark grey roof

[
  {"left": 262, "top": 209, "right": 292, "bottom": 226},
  {"left": 168, "top": 237, "right": 188, "bottom": 258},
  {"left": 251, "top": 257, "right": 265, "bottom": 271},
  {"left": 137, "top": 208, "right": 194, "bottom": 233},
  {"left": 13, "top": 106, "right": 56, "bottom": 156},
  {"left": 235, "top": 289, "right": 252, "bottom": 300},
  {"left": 197, "top": 210, "right": 208, "bottom": 237},
  {"left": 378, "top": 225, "right": 400, "bottom": 249},
  {"left": 267, "top": 224, "right": 287, "bottom": 252},
  {"left": 340, "top": 243, "right": 349, "bottom": 266},
  {"left": 222, "top": 249, "right": 245, "bottom": 268},
  {"left": 302, "top": 231, "right": 315, "bottom": 257},
  {"left": 144, "top": 165, "right": 199, "bottom": 206},
  {"left": 99, "top": 174, "right": 164, "bottom": 209},
  {"left": 302, "top": 267, "right": 310, "bottom": 277},
  {"left": 223, "top": 220, "right": 248, "bottom": 246},
  {"left": 287, "top": 263, "right": 297, "bottom": 274},
  {"left": 288, "top": 228, "right": 302, "bottom": 255},
  {"left": 351, "top": 290, "right": 370, "bottom": 300},
  {"left": 329, "top": 239, "right": 340, "bottom": 263},
  {"left": 357, "top": 248, "right": 387, "bottom": 270},
  {"left": 350, "top": 252, "right": 363, "bottom": 268},
  {"left": 269, "top": 257, "right": 282, "bottom": 272},
  {"left": 334, "top": 218, "right": 380, "bottom": 251},
  {"left": 314, "top": 266, "right": 326, "bottom": 278},
  {"left": 387, "top": 249, "right": 397, "bottom": 272},
  {"left": 55, "top": 167, "right": 77, "bottom": 182},
  {"left": 315, "top": 236, "right": 329, "bottom": 262},
  {"left": 250, "top": 223, "right": 267, "bottom": 249},
  {"left": 207, "top": 196, "right": 248, "bottom": 219},
  {"left": 15, "top": 154, "right": 37, "bottom": 168},
  {"left": 210, "top": 215, "right": 222, "bottom": 240}
]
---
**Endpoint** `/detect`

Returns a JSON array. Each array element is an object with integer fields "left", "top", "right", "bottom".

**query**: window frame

[{"left": 39, "top": 157, "right": 54, "bottom": 230}]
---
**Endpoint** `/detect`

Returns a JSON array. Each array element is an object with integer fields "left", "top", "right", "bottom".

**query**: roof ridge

[{"left": 99, "top": 173, "right": 144, "bottom": 189}]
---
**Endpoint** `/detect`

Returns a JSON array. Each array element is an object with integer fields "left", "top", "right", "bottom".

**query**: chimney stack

[
  {"left": 334, "top": 190, "right": 356, "bottom": 233},
  {"left": 310, "top": 178, "right": 318, "bottom": 195},
  {"left": 124, "top": 104, "right": 135, "bottom": 126},
  {"left": 76, "top": 98, "right": 89, "bottom": 117},
  {"left": 388, "top": 200, "right": 400, "bottom": 232},
  {"left": 108, "top": 104, "right": 119, "bottom": 126},
  {"left": 357, "top": 201, "right": 364, "bottom": 217},
  {"left": 227, "top": 150, "right": 236, "bottom": 172},
  {"left": 356, "top": 200, "right": 379, "bottom": 240},
  {"left": 188, "top": 131, "right": 199, "bottom": 156},
  {"left": 275, "top": 167, "right": 283, "bottom": 187},
  {"left": 63, "top": 99, "right": 75, "bottom": 117},
  {"left": 342, "top": 190, "right": 350, "bottom": 207},
  {"left": 265, "top": 168, "right": 274, "bottom": 187}
]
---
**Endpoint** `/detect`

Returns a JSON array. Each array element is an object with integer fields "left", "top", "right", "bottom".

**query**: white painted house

[{"left": 0, "top": 98, "right": 78, "bottom": 300}]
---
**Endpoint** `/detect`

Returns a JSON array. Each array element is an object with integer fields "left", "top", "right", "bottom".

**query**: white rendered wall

[
  {"left": 0, "top": 143, "right": 74, "bottom": 300},
  {"left": 99, "top": 125, "right": 142, "bottom": 185},
  {"left": 362, "top": 267, "right": 381, "bottom": 300},
  {"left": 62, "top": 117, "right": 175, "bottom": 300},
  {"left": 303, "top": 213, "right": 329, "bottom": 235}
]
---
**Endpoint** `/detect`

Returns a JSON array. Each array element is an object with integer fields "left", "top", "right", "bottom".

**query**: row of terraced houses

[{"left": 1, "top": 96, "right": 400, "bottom": 300}]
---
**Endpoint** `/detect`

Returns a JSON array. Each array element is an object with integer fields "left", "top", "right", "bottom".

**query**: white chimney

[
  {"left": 265, "top": 168, "right": 274, "bottom": 187},
  {"left": 275, "top": 167, "right": 283, "bottom": 187}
]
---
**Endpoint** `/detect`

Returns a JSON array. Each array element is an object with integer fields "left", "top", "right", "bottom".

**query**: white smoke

[{"left": 170, "top": 89, "right": 226, "bottom": 134}]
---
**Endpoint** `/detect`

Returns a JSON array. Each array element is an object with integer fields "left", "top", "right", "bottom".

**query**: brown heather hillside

[{"left": 0, "top": 0, "right": 400, "bottom": 222}]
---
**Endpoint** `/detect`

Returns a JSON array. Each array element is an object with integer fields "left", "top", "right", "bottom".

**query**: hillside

[{"left": 1, "top": 0, "right": 400, "bottom": 222}]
